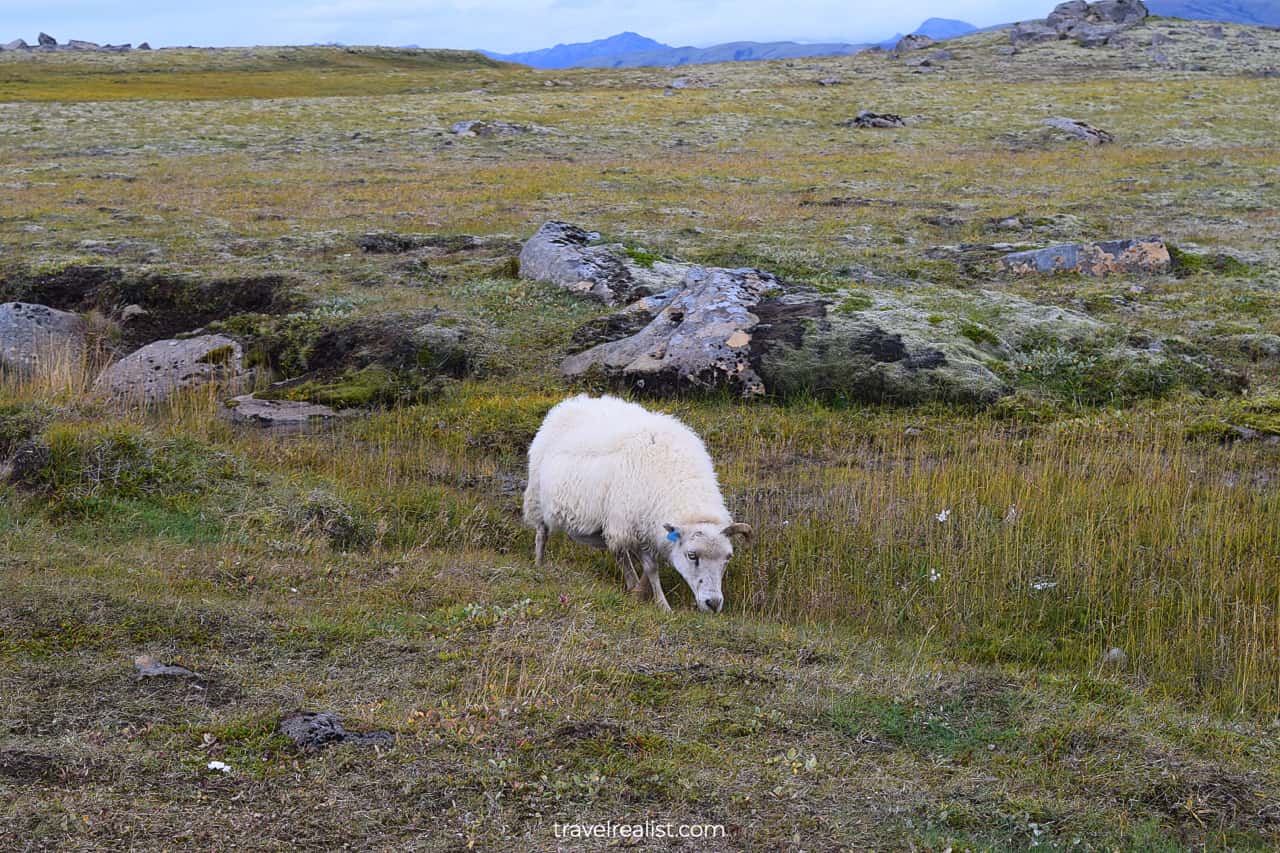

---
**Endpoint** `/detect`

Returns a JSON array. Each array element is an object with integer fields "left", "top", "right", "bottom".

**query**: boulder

[
  {"left": 0, "top": 302, "right": 86, "bottom": 375},
  {"left": 518, "top": 221, "right": 686, "bottom": 305},
  {"left": 37, "top": 32, "right": 56, "bottom": 47},
  {"left": 66, "top": 39, "right": 98, "bottom": 50},
  {"left": 1042, "top": 117, "right": 1114, "bottom": 145},
  {"left": 2, "top": 39, "right": 29, "bottom": 50},
  {"left": 92, "top": 334, "right": 246, "bottom": 405},
  {"left": 845, "top": 110, "right": 906, "bottom": 129},
  {"left": 998, "top": 239, "right": 1170, "bottom": 276},
  {"left": 1011, "top": 0, "right": 1147, "bottom": 47},
  {"left": 450, "top": 120, "right": 554, "bottom": 137},
  {"left": 219, "top": 395, "right": 351, "bottom": 434},
  {"left": 137, "top": 42, "right": 151, "bottom": 50},
  {"left": 894, "top": 34, "right": 936, "bottom": 54}
]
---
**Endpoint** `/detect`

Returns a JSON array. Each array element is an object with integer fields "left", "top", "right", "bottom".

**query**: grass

[{"left": 3, "top": 18, "right": 1280, "bottom": 850}]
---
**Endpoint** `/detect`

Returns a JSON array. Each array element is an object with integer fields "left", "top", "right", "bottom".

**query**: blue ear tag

[{"left": 666, "top": 529, "right": 680, "bottom": 543}]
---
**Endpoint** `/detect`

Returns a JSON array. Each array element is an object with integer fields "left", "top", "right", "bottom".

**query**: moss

[
  {"left": 1168, "top": 245, "right": 1251, "bottom": 278},
  {"left": 0, "top": 403, "right": 53, "bottom": 458},
  {"left": 958, "top": 320, "right": 1000, "bottom": 347},
  {"left": 624, "top": 247, "right": 661, "bottom": 268},
  {"left": 836, "top": 293, "right": 875, "bottom": 313}
]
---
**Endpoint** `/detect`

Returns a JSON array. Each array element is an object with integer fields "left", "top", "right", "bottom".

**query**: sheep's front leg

[
  {"left": 534, "top": 523, "right": 548, "bottom": 567},
  {"left": 641, "top": 550, "right": 671, "bottom": 612},
  {"left": 619, "top": 550, "right": 653, "bottom": 601}
]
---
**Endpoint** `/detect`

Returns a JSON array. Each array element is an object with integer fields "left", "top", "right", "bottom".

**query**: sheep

[{"left": 523, "top": 394, "right": 752, "bottom": 613}]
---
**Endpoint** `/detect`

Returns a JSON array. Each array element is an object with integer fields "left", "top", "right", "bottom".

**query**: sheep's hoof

[
  {"left": 656, "top": 600, "right": 673, "bottom": 613},
  {"left": 629, "top": 583, "right": 653, "bottom": 602}
]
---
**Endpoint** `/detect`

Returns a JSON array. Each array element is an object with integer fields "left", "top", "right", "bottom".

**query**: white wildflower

[
  {"left": 929, "top": 569, "right": 942, "bottom": 583},
  {"left": 936, "top": 509, "right": 951, "bottom": 523},
  {"left": 1003, "top": 504, "right": 1018, "bottom": 524},
  {"left": 1031, "top": 580, "right": 1057, "bottom": 591},
  {"left": 207, "top": 760, "right": 231, "bottom": 773}
]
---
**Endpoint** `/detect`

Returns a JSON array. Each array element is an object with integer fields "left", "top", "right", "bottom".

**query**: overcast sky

[{"left": 2, "top": 0, "right": 1056, "bottom": 52}]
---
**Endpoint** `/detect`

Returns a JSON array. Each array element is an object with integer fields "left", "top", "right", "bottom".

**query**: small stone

[{"left": 1102, "top": 647, "right": 1128, "bottom": 666}]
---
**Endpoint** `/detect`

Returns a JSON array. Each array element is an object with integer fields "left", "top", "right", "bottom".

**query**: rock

[
  {"left": 450, "top": 120, "right": 554, "bottom": 137},
  {"left": 998, "top": 239, "right": 1170, "bottom": 276},
  {"left": 1041, "top": 117, "right": 1114, "bottom": 144},
  {"left": 66, "top": 39, "right": 99, "bottom": 50},
  {"left": 518, "top": 221, "right": 686, "bottom": 305},
  {"left": 0, "top": 302, "right": 86, "bottom": 375},
  {"left": 279, "top": 711, "right": 394, "bottom": 752},
  {"left": 1012, "top": 0, "right": 1147, "bottom": 47},
  {"left": 255, "top": 311, "right": 492, "bottom": 408},
  {"left": 563, "top": 266, "right": 780, "bottom": 397},
  {"left": 894, "top": 33, "right": 936, "bottom": 53},
  {"left": 37, "top": 32, "right": 56, "bottom": 47},
  {"left": 817, "top": 77, "right": 842, "bottom": 86},
  {"left": 219, "top": 395, "right": 351, "bottom": 434},
  {"left": 92, "top": 334, "right": 246, "bottom": 405},
  {"left": 668, "top": 77, "right": 690, "bottom": 89},
  {"left": 1101, "top": 647, "right": 1128, "bottom": 666},
  {"left": 845, "top": 110, "right": 906, "bottom": 129},
  {"left": 134, "top": 654, "right": 201, "bottom": 679},
  {"left": 356, "top": 231, "right": 481, "bottom": 254},
  {"left": 2, "top": 39, "right": 28, "bottom": 50},
  {"left": 137, "top": 42, "right": 151, "bottom": 50}
]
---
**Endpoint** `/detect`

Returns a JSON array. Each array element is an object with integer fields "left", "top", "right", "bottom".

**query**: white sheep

[{"left": 523, "top": 394, "right": 752, "bottom": 612}]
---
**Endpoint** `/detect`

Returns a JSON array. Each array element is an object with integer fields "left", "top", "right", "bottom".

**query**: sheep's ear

[
  {"left": 663, "top": 523, "right": 681, "bottom": 543},
  {"left": 722, "top": 522, "right": 753, "bottom": 545}
]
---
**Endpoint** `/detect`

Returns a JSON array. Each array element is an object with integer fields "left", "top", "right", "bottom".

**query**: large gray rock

[
  {"left": 93, "top": 334, "right": 245, "bottom": 405},
  {"left": 2, "top": 39, "right": 29, "bottom": 50},
  {"left": 219, "top": 395, "right": 351, "bottom": 434},
  {"left": 894, "top": 34, "right": 936, "bottom": 54},
  {"left": 37, "top": 32, "right": 56, "bottom": 47},
  {"left": 518, "top": 221, "right": 686, "bottom": 305},
  {"left": 1011, "top": 0, "right": 1147, "bottom": 47},
  {"left": 0, "top": 302, "right": 86, "bottom": 375},
  {"left": 1042, "top": 117, "right": 1114, "bottom": 145},
  {"left": 998, "top": 239, "right": 1170, "bottom": 276}
]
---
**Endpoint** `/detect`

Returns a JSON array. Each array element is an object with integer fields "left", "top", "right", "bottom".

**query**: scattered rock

[
  {"left": 1042, "top": 116, "right": 1114, "bottom": 145},
  {"left": 92, "top": 334, "right": 246, "bottom": 405},
  {"left": 2, "top": 39, "right": 28, "bottom": 50},
  {"left": 279, "top": 711, "right": 395, "bottom": 752},
  {"left": 1101, "top": 647, "right": 1128, "bottom": 666},
  {"left": 219, "top": 395, "right": 352, "bottom": 433},
  {"left": 450, "top": 120, "right": 554, "bottom": 137},
  {"left": 66, "top": 39, "right": 99, "bottom": 50},
  {"left": 518, "top": 220, "right": 686, "bottom": 305},
  {"left": 37, "top": 32, "right": 56, "bottom": 47},
  {"left": 134, "top": 654, "right": 202, "bottom": 679},
  {"left": 894, "top": 33, "right": 936, "bottom": 54},
  {"left": 668, "top": 76, "right": 691, "bottom": 89},
  {"left": 137, "top": 42, "right": 150, "bottom": 50},
  {"left": 817, "top": 77, "right": 842, "bottom": 86},
  {"left": 0, "top": 302, "right": 86, "bottom": 376},
  {"left": 356, "top": 231, "right": 482, "bottom": 255},
  {"left": 844, "top": 110, "right": 906, "bottom": 129},
  {"left": 998, "top": 239, "right": 1170, "bottom": 276}
]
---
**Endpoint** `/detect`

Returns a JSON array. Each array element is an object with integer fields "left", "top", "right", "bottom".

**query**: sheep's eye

[{"left": 686, "top": 552, "right": 699, "bottom": 564}]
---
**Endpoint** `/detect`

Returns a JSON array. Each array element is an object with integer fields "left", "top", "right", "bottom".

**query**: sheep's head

[{"left": 663, "top": 521, "right": 753, "bottom": 613}]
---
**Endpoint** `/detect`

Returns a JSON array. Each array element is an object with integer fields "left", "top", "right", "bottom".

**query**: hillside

[
  {"left": 2, "top": 11, "right": 1280, "bottom": 851},
  {"left": 1148, "top": 0, "right": 1280, "bottom": 23}
]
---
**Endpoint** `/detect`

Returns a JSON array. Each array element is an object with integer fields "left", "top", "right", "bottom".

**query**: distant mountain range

[
  {"left": 480, "top": 19, "right": 976, "bottom": 69},
  {"left": 482, "top": 2, "right": 1280, "bottom": 70},
  {"left": 1145, "top": 0, "right": 1280, "bottom": 24}
]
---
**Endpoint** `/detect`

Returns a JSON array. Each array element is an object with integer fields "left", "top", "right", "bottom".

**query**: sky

[{"left": 1, "top": 0, "right": 1057, "bottom": 52}]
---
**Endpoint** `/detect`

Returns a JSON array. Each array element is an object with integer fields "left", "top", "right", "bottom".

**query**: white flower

[
  {"left": 935, "top": 509, "right": 951, "bottom": 523},
  {"left": 1003, "top": 505, "right": 1018, "bottom": 524},
  {"left": 929, "top": 569, "right": 942, "bottom": 583},
  {"left": 1031, "top": 580, "right": 1057, "bottom": 591},
  {"left": 207, "top": 761, "right": 232, "bottom": 773}
]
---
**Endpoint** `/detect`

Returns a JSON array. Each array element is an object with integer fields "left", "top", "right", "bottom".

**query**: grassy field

[{"left": 3, "top": 20, "right": 1280, "bottom": 851}]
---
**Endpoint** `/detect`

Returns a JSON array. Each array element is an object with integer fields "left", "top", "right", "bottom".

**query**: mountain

[
  {"left": 572, "top": 39, "right": 868, "bottom": 68},
  {"left": 481, "top": 31, "right": 668, "bottom": 68},
  {"left": 875, "top": 17, "right": 978, "bottom": 49},
  {"left": 913, "top": 17, "right": 980, "bottom": 39},
  {"left": 1146, "top": 0, "right": 1280, "bottom": 24}
]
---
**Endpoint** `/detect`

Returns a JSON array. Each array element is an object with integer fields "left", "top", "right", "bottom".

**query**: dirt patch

[
  {"left": 0, "top": 265, "right": 302, "bottom": 347},
  {"left": 0, "top": 750, "right": 60, "bottom": 783},
  {"left": 1134, "top": 750, "right": 1280, "bottom": 831}
]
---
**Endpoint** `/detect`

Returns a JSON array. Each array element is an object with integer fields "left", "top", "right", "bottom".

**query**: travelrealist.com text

[{"left": 553, "top": 820, "right": 726, "bottom": 840}]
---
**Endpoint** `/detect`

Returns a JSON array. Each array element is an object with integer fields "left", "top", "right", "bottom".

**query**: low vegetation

[{"left": 2, "top": 16, "right": 1279, "bottom": 850}]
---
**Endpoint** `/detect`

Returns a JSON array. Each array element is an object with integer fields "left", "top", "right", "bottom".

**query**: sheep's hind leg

[
  {"left": 534, "top": 523, "right": 548, "bottom": 567},
  {"left": 640, "top": 550, "right": 671, "bottom": 612}
]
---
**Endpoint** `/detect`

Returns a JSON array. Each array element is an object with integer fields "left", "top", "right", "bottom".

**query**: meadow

[{"left": 2, "top": 20, "right": 1279, "bottom": 850}]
